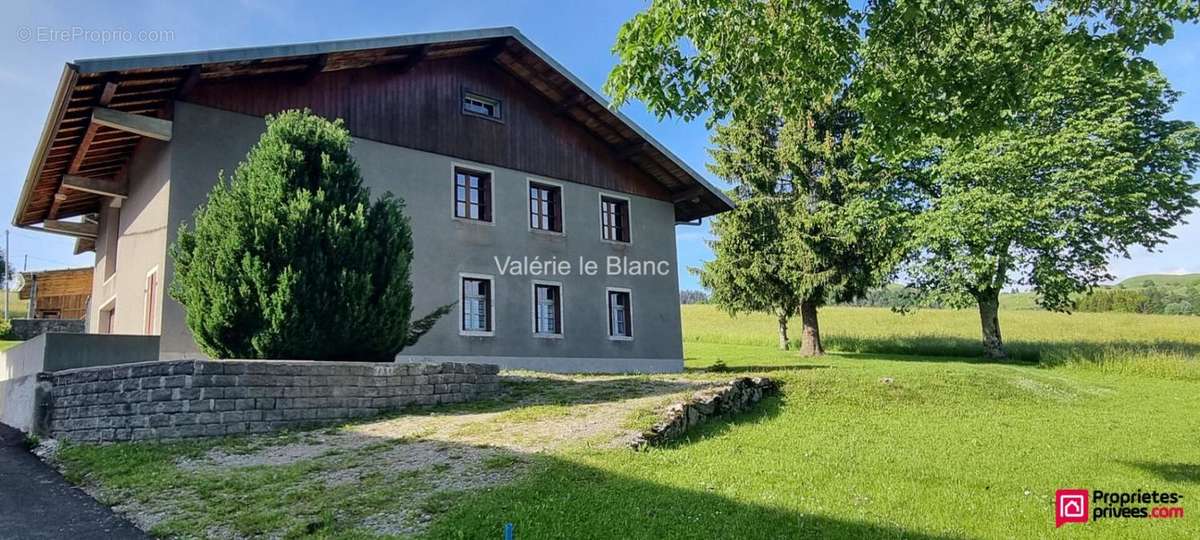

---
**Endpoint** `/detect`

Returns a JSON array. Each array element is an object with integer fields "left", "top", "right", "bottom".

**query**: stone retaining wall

[
  {"left": 631, "top": 377, "right": 778, "bottom": 448},
  {"left": 41, "top": 359, "right": 500, "bottom": 442},
  {"left": 10, "top": 319, "right": 85, "bottom": 340}
]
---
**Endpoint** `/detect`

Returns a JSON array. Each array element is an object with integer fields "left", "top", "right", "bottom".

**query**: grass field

[
  {"left": 685, "top": 305, "right": 1200, "bottom": 379},
  {"left": 3, "top": 290, "right": 28, "bottom": 319},
  {"left": 54, "top": 306, "right": 1200, "bottom": 539}
]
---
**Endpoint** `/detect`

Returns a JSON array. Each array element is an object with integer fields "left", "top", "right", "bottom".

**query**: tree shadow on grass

[
  {"left": 1122, "top": 461, "right": 1200, "bottom": 485},
  {"left": 70, "top": 423, "right": 964, "bottom": 539},
  {"left": 395, "top": 374, "right": 722, "bottom": 419},
  {"left": 426, "top": 434, "right": 965, "bottom": 539}
]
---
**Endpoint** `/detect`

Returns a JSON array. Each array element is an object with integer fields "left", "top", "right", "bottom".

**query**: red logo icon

[{"left": 1056, "top": 489, "right": 1090, "bottom": 528}]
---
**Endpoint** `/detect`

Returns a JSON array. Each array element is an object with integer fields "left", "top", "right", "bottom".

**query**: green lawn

[
  {"left": 0, "top": 341, "right": 19, "bottom": 351},
  {"left": 3, "top": 290, "right": 28, "bottom": 319},
  {"left": 55, "top": 306, "right": 1200, "bottom": 539}
]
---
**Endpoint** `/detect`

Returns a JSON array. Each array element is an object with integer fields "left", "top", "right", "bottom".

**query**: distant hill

[{"left": 1117, "top": 274, "right": 1200, "bottom": 288}]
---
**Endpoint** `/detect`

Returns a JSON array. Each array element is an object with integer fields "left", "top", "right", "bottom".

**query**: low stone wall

[
  {"left": 631, "top": 377, "right": 778, "bottom": 449},
  {"left": 9, "top": 319, "right": 85, "bottom": 340},
  {"left": 42, "top": 359, "right": 500, "bottom": 442}
]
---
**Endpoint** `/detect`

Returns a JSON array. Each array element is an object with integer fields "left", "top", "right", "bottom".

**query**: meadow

[
  {"left": 684, "top": 304, "right": 1200, "bottom": 380},
  {"left": 54, "top": 305, "right": 1200, "bottom": 539}
]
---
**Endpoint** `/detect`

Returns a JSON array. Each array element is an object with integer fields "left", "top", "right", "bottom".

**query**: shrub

[
  {"left": 169, "top": 110, "right": 450, "bottom": 361},
  {"left": 0, "top": 318, "right": 13, "bottom": 340}
]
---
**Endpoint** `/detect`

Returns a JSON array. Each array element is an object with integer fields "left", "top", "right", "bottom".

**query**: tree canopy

[
  {"left": 701, "top": 100, "right": 906, "bottom": 354},
  {"left": 609, "top": 0, "right": 1200, "bottom": 359}
]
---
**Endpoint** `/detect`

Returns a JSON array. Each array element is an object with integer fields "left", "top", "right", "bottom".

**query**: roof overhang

[{"left": 11, "top": 27, "right": 732, "bottom": 230}]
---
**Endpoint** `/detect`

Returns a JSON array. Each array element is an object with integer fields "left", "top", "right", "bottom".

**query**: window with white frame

[
  {"left": 528, "top": 181, "right": 562, "bottom": 232},
  {"left": 463, "top": 91, "right": 502, "bottom": 120},
  {"left": 533, "top": 282, "right": 561, "bottom": 336},
  {"left": 600, "top": 196, "right": 630, "bottom": 242},
  {"left": 461, "top": 275, "right": 493, "bottom": 334},
  {"left": 454, "top": 167, "right": 492, "bottom": 222},
  {"left": 607, "top": 289, "right": 632, "bottom": 339}
]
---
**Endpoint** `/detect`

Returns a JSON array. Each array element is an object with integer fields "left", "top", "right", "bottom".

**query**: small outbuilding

[{"left": 18, "top": 267, "right": 93, "bottom": 320}]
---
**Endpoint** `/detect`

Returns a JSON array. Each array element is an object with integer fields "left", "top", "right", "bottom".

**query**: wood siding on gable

[{"left": 184, "top": 56, "right": 670, "bottom": 200}]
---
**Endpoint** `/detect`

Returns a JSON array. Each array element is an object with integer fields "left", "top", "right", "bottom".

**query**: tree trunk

[
  {"left": 777, "top": 313, "right": 790, "bottom": 350},
  {"left": 798, "top": 300, "right": 824, "bottom": 356},
  {"left": 977, "top": 291, "right": 1007, "bottom": 359}
]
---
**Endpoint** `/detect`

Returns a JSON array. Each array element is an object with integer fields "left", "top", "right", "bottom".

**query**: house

[
  {"left": 9, "top": 28, "right": 733, "bottom": 373},
  {"left": 18, "top": 267, "right": 93, "bottom": 320}
]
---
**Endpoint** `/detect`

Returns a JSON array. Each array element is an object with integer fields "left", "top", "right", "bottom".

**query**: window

[
  {"left": 99, "top": 301, "right": 116, "bottom": 334},
  {"left": 533, "top": 282, "right": 562, "bottom": 336},
  {"left": 528, "top": 181, "right": 563, "bottom": 233},
  {"left": 463, "top": 91, "right": 501, "bottom": 120},
  {"left": 103, "top": 208, "right": 120, "bottom": 280},
  {"left": 454, "top": 167, "right": 492, "bottom": 222},
  {"left": 144, "top": 269, "right": 158, "bottom": 335},
  {"left": 607, "top": 289, "right": 632, "bottom": 339},
  {"left": 460, "top": 274, "right": 493, "bottom": 335},
  {"left": 600, "top": 196, "right": 630, "bottom": 243}
]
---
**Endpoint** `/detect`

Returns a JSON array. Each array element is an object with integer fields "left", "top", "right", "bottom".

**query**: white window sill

[{"left": 459, "top": 330, "right": 495, "bottom": 337}]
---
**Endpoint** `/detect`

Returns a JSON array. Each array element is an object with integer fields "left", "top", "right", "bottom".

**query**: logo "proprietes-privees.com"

[{"left": 1056, "top": 488, "right": 1185, "bottom": 528}]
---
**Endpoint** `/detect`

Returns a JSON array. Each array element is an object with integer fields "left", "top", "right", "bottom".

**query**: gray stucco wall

[
  {"left": 88, "top": 137, "right": 171, "bottom": 335},
  {"left": 161, "top": 102, "right": 683, "bottom": 371}
]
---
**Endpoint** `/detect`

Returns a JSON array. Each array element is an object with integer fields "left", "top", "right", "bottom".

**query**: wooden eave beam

[
  {"left": 47, "top": 193, "right": 68, "bottom": 220},
  {"left": 554, "top": 92, "right": 588, "bottom": 116},
  {"left": 175, "top": 65, "right": 202, "bottom": 98},
  {"left": 42, "top": 219, "right": 98, "bottom": 239},
  {"left": 73, "top": 237, "right": 96, "bottom": 255},
  {"left": 299, "top": 55, "right": 327, "bottom": 83},
  {"left": 98, "top": 80, "right": 119, "bottom": 106},
  {"left": 671, "top": 185, "right": 708, "bottom": 204},
  {"left": 395, "top": 45, "right": 428, "bottom": 75},
  {"left": 615, "top": 141, "right": 649, "bottom": 160},
  {"left": 91, "top": 107, "right": 173, "bottom": 141},
  {"left": 61, "top": 174, "right": 128, "bottom": 199},
  {"left": 477, "top": 39, "right": 510, "bottom": 62},
  {"left": 68, "top": 122, "right": 102, "bottom": 174}
]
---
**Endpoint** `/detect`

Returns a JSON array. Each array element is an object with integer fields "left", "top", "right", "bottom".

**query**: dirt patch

[{"left": 53, "top": 371, "right": 720, "bottom": 538}]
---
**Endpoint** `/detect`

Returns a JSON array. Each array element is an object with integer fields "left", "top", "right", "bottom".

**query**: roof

[{"left": 12, "top": 27, "right": 733, "bottom": 230}]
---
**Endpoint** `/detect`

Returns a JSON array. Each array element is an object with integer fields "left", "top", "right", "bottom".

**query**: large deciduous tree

[
  {"left": 170, "top": 110, "right": 451, "bottom": 361},
  {"left": 607, "top": 0, "right": 1199, "bottom": 360},
  {"left": 607, "top": 0, "right": 1197, "bottom": 140},
  {"left": 904, "top": 42, "right": 1200, "bottom": 358}
]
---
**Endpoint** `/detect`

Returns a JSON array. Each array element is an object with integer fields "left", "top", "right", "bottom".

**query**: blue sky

[{"left": 2, "top": 1, "right": 1197, "bottom": 291}]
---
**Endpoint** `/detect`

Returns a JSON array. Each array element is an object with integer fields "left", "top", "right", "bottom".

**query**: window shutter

[
  {"left": 481, "top": 175, "right": 492, "bottom": 221},
  {"left": 619, "top": 202, "right": 630, "bottom": 242}
]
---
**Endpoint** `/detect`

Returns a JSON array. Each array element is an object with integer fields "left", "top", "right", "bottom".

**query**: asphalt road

[{"left": 0, "top": 424, "right": 148, "bottom": 540}]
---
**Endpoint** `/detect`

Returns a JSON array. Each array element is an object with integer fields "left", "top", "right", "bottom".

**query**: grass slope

[
  {"left": 430, "top": 347, "right": 1199, "bottom": 539},
  {"left": 55, "top": 307, "right": 1200, "bottom": 539}
]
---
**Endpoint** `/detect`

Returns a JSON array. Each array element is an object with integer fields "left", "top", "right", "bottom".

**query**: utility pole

[{"left": 4, "top": 229, "right": 9, "bottom": 320}]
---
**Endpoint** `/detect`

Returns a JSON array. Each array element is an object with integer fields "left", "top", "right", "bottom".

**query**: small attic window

[{"left": 463, "top": 91, "right": 502, "bottom": 121}]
